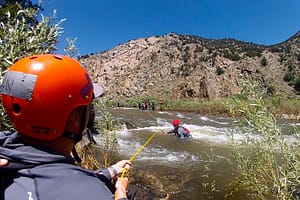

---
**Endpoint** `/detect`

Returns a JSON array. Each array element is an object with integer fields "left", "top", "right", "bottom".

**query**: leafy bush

[
  {"left": 0, "top": 8, "right": 64, "bottom": 69},
  {"left": 0, "top": 3, "right": 64, "bottom": 130},
  {"left": 216, "top": 66, "right": 225, "bottom": 75},
  {"left": 260, "top": 57, "right": 267, "bottom": 67},
  {"left": 283, "top": 72, "right": 295, "bottom": 82},
  {"left": 94, "top": 99, "right": 119, "bottom": 166},
  {"left": 223, "top": 50, "right": 241, "bottom": 61},
  {"left": 245, "top": 47, "right": 262, "bottom": 57},
  {"left": 296, "top": 53, "right": 300, "bottom": 61},
  {"left": 224, "top": 80, "right": 300, "bottom": 199},
  {"left": 295, "top": 77, "right": 300, "bottom": 92}
]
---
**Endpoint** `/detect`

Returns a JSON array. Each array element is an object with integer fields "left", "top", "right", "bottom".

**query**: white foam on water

[
  {"left": 156, "top": 118, "right": 171, "bottom": 127},
  {"left": 114, "top": 123, "right": 130, "bottom": 135},
  {"left": 199, "top": 116, "right": 229, "bottom": 125},
  {"left": 105, "top": 114, "right": 299, "bottom": 164},
  {"left": 287, "top": 122, "right": 300, "bottom": 126},
  {"left": 175, "top": 113, "right": 185, "bottom": 118},
  {"left": 127, "top": 123, "right": 234, "bottom": 144},
  {"left": 190, "top": 125, "right": 233, "bottom": 143},
  {"left": 158, "top": 111, "right": 172, "bottom": 115},
  {"left": 175, "top": 112, "right": 192, "bottom": 120},
  {"left": 114, "top": 107, "right": 136, "bottom": 110},
  {"left": 116, "top": 136, "right": 199, "bottom": 163},
  {"left": 124, "top": 122, "right": 299, "bottom": 145}
]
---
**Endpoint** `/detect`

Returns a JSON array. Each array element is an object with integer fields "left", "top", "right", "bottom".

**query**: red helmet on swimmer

[
  {"left": 172, "top": 119, "right": 180, "bottom": 126},
  {"left": 0, "top": 54, "right": 94, "bottom": 140}
]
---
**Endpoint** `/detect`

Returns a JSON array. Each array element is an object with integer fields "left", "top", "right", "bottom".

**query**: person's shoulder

[
  {"left": 35, "top": 162, "right": 94, "bottom": 175},
  {"left": 32, "top": 163, "right": 112, "bottom": 192},
  {"left": 6, "top": 163, "right": 113, "bottom": 200},
  {"left": 0, "top": 131, "right": 15, "bottom": 137}
]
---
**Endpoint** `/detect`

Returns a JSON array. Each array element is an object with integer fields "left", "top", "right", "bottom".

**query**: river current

[{"left": 94, "top": 107, "right": 299, "bottom": 199}]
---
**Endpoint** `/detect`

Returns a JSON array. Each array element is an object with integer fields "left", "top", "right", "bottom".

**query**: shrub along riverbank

[{"left": 105, "top": 95, "right": 300, "bottom": 119}]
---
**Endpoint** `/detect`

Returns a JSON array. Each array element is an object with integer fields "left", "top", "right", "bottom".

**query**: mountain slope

[{"left": 79, "top": 32, "right": 300, "bottom": 100}]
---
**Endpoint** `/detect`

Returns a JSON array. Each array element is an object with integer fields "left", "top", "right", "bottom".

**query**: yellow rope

[
  {"left": 121, "top": 131, "right": 157, "bottom": 178},
  {"left": 116, "top": 109, "right": 161, "bottom": 199}
]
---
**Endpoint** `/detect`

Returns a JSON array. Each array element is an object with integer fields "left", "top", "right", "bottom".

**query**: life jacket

[
  {"left": 182, "top": 126, "right": 191, "bottom": 137},
  {"left": 175, "top": 126, "right": 191, "bottom": 138}
]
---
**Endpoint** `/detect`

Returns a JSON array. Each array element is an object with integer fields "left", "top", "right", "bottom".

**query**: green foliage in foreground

[
  {"left": 93, "top": 99, "right": 120, "bottom": 167},
  {"left": 224, "top": 80, "right": 300, "bottom": 200},
  {"left": 0, "top": 3, "right": 64, "bottom": 131}
]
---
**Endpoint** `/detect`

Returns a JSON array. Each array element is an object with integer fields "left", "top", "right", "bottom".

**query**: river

[{"left": 95, "top": 107, "right": 299, "bottom": 200}]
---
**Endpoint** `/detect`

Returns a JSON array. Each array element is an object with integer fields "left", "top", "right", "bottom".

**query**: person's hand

[
  {"left": 115, "top": 177, "right": 128, "bottom": 200},
  {"left": 0, "top": 159, "right": 8, "bottom": 166},
  {"left": 109, "top": 160, "right": 131, "bottom": 178}
]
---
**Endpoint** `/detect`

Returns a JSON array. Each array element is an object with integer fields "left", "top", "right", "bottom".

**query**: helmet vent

[
  {"left": 29, "top": 55, "right": 38, "bottom": 59},
  {"left": 53, "top": 55, "right": 63, "bottom": 60},
  {"left": 12, "top": 103, "right": 21, "bottom": 115}
]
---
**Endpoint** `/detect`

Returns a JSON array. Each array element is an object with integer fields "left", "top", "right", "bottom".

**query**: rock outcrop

[{"left": 79, "top": 32, "right": 300, "bottom": 100}]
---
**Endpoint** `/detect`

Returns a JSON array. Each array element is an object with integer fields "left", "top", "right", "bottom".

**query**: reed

[
  {"left": 75, "top": 99, "right": 120, "bottom": 169},
  {"left": 106, "top": 96, "right": 300, "bottom": 118},
  {"left": 265, "top": 97, "right": 300, "bottom": 118},
  {"left": 224, "top": 80, "right": 300, "bottom": 200}
]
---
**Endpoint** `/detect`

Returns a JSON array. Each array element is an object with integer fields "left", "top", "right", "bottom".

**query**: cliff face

[{"left": 79, "top": 32, "right": 300, "bottom": 100}]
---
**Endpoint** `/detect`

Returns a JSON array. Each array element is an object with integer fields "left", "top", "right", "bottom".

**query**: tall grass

[
  {"left": 76, "top": 99, "right": 120, "bottom": 169},
  {"left": 106, "top": 96, "right": 300, "bottom": 118},
  {"left": 93, "top": 99, "right": 120, "bottom": 167},
  {"left": 265, "top": 96, "right": 300, "bottom": 118},
  {"left": 224, "top": 80, "right": 300, "bottom": 200}
]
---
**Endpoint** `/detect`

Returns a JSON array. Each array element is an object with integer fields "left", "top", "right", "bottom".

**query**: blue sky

[{"left": 40, "top": 0, "right": 300, "bottom": 55}]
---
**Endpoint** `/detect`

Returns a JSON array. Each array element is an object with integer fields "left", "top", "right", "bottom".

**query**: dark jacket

[
  {"left": 0, "top": 131, "right": 115, "bottom": 200},
  {"left": 167, "top": 126, "right": 192, "bottom": 139}
]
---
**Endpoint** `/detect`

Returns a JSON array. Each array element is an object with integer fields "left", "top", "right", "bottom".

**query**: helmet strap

[
  {"left": 62, "top": 132, "right": 82, "bottom": 163},
  {"left": 62, "top": 131, "right": 82, "bottom": 143},
  {"left": 62, "top": 105, "right": 89, "bottom": 143},
  {"left": 71, "top": 146, "right": 82, "bottom": 164}
]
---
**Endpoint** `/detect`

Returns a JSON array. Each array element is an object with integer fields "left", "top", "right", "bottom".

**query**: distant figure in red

[{"left": 167, "top": 119, "right": 192, "bottom": 139}]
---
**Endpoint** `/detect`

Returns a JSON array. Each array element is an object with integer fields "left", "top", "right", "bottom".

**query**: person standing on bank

[
  {"left": 167, "top": 119, "right": 192, "bottom": 139},
  {"left": 0, "top": 54, "right": 131, "bottom": 200}
]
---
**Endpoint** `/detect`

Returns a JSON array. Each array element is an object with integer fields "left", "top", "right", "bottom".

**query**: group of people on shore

[{"left": 138, "top": 101, "right": 156, "bottom": 110}]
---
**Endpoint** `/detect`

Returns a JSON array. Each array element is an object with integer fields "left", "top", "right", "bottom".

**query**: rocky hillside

[{"left": 79, "top": 32, "right": 300, "bottom": 100}]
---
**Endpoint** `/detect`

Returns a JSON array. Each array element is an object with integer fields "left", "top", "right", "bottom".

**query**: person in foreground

[
  {"left": 167, "top": 119, "right": 192, "bottom": 139},
  {"left": 0, "top": 54, "right": 131, "bottom": 200}
]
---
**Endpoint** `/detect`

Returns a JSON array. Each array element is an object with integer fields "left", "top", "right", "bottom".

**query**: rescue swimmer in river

[{"left": 167, "top": 119, "right": 192, "bottom": 139}]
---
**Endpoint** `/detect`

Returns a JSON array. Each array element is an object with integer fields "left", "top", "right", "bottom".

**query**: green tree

[
  {"left": 216, "top": 66, "right": 225, "bottom": 75},
  {"left": 295, "top": 77, "right": 300, "bottom": 92},
  {"left": 283, "top": 72, "right": 295, "bottom": 83},
  {"left": 0, "top": 0, "right": 41, "bottom": 25},
  {"left": 0, "top": 4, "right": 64, "bottom": 68},
  {"left": 260, "top": 56, "right": 267, "bottom": 67},
  {"left": 64, "top": 37, "right": 79, "bottom": 58},
  {"left": 0, "top": 3, "right": 65, "bottom": 130}
]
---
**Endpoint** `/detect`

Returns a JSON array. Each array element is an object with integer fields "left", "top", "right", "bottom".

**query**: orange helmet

[
  {"left": 0, "top": 54, "right": 93, "bottom": 140},
  {"left": 172, "top": 119, "right": 180, "bottom": 126}
]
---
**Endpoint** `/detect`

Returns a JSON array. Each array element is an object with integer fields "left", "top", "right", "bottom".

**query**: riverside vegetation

[
  {"left": 223, "top": 80, "right": 300, "bottom": 200},
  {"left": 105, "top": 80, "right": 300, "bottom": 199},
  {"left": 106, "top": 95, "right": 300, "bottom": 119}
]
